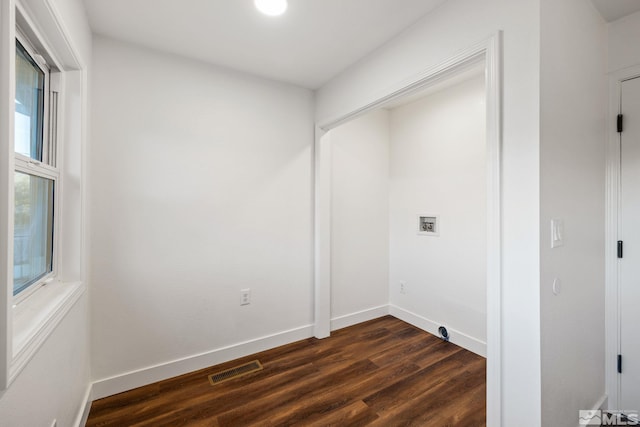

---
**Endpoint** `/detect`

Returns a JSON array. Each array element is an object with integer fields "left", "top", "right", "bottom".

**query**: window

[
  {"left": 15, "top": 40, "right": 45, "bottom": 161},
  {"left": 13, "top": 35, "right": 58, "bottom": 299},
  {"left": 2, "top": 1, "right": 86, "bottom": 390},
  {"left": 13, "top": 172, "right": 54, "bottom": 295}
]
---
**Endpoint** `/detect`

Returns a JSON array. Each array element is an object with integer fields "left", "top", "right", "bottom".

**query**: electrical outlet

[
  {"left": 240, "top": 289, "right": 251, "bottom": 306},
  {"left": 400, "top": 281, "right": 406, "bottom": 294}
]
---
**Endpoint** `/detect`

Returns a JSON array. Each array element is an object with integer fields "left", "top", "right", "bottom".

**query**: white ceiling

[
  {"left": 590, "top": 0, "right": 640, "bottom": 22},
  {"left": 83, "top": 0, "right": 446, "bottom": 89}
]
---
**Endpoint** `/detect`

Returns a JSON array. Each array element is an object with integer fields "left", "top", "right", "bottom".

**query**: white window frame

[
  {"left": 12, "top": 27, "right": 60, "bottom": 305},
  {"left": 15, "top": 28, "right": 50, "bottom": 163},
  {"left": 0, "top": 0, "right": 88, "bottom": 390}
]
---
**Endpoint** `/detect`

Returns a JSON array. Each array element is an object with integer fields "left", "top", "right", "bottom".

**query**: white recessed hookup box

[{"left": 418, "top": 214, "right": 440, "bottom": 236}]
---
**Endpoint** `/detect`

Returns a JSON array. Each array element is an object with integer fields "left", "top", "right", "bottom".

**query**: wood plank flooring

[{"left": 86, "top": 316, "right": 486, "bottom": 426}]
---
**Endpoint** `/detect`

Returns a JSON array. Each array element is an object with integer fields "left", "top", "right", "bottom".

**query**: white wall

[
  {"left": 540, "top": 0, "right": 607, "bottom": 424},
  {"left": 316, "top": 0, "right": 541, "bottom": 423},
  {"left": 389, "top": 74, "right": 486, "bottom": 351},
  {"left": 89, "top": 37, "right": 315, "bottom": 392},
  {"left": 58, "top": 69, "right": 85, "bottom": 282},
  {"left": 0, "top": 0, "right": 92, "bottom": 425},
  {"left": 608, "top": 10, "right": 640, "bottom": 73},
  {"left": 330, "top": 109, "right": 390, "bottom": 326}
]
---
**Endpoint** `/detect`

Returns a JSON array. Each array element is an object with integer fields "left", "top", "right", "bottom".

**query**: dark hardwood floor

[{"left": 86, "top": 316, "right": 486, "bottom": 426}]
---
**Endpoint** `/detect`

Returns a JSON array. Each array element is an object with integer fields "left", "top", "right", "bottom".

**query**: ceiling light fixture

[{"left": 254, "top": 0, "right": 288, "bottom": 16}]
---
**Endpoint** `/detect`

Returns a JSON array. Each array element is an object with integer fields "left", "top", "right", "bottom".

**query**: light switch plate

[{"left": 551, "top": 219, "right": 564, "bottom": 248}]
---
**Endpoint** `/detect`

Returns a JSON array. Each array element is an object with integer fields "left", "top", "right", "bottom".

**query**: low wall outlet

[
  {"left": 400, "top": 281, "right": 406, "bottom": 294},
  {"left": 240, "top": 289, "right": 251, "bottom": 306}
]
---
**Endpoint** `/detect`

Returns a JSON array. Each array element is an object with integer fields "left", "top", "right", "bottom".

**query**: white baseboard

[
  {"left": 389, "top": 304, "right": 486, "bottom": 357},
  {"left": 330, "top": 305, "right": 389, "bottom": 331},
  {"left": 74, "top": 383, "right": 93, "bottom": 427},
  {"left": 593, "top": 394, "right": 608, "bottom": 411},
  {"left": 91, "top": 324, "right": 314, "bottom": 400},
  {"left": 90, "top": 306, "right": 486, "bottom": 402},
  {"left": 576, "top": 394, "right": 608, "bottom": 427}
]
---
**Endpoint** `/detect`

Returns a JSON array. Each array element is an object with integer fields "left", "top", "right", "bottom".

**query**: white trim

[
  {"left": 313, "top": 125, "right": 331, "bottom": 338},
  {"left": 73, "top": 383, "right": 93, "bottom": 427},
  {"left": 484, "top": 31, "right": 503, "bottom": 427},
  {"left": 593, "top": 394, "right": 608, "bottom": 411},
  {"left": 9, "top": 280, "right": 84, "bottom": 384},
  {"left": 575, "top": 395, "right": 608, "bottom": 427},
  {"left": 78, "top": 67, "right": 88, "bottom": 291},
  {"left": 91, "top": 324, "right": 314, "bottom": 400},
  {"left": 317, "top": 39, "right": 490, "bottom": 130},
  {"left": 15, "top": 0, "right": 85, "bottom": 71},
  {"left": 313, "top": 32, "right": 503, "bottom": 426},
  {"left": 330, "top": 305, "right": 389, "bottom": 331},
  {"left": 0, "top": 0, "right": 16, "bottom": 392},
  {"left": 605, "top": 64, "right": 640, "bottom": 412},
  {"left": 14, "top": 155, "right": 59, "bottom": 179},
  {"left": 389, "top": 304, "right": 487, "bottom": 357},
  {"left": 15, "top": 1, "right": 64, "bottom": 72}
]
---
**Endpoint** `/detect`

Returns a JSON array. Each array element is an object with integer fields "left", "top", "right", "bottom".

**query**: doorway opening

[
  {"left": 314, "top": 33, "right": 502, "bottom": 425},
  {"left": 330, "top": 64, "right": 487, "bottom": 353}
]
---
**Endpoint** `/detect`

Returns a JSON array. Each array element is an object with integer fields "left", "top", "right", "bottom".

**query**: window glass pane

[
  {"left": 15, "top": 40, "right": 45, "bottom": 161},
  {"left": 14, "top": 172, "right": 54, "bottom": 295}
]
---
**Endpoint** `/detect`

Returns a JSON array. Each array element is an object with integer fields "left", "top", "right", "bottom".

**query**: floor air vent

[{"left": 208, "top": 360, "right": 263, "bottom": 385}]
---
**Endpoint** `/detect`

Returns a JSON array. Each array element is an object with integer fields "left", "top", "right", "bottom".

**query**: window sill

[{"left": 10, "top": 280, "right": 85, "bottom": 384}]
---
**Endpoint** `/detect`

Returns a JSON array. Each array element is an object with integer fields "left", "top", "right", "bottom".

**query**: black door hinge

[
  {"left": 618, "top": 241, "right": 624, "bottom": 259},
  {"left": 618, "top": 354, "right": 623, "bottom": 374},
  {"left": 618, "top": 114, "right": 624, "bottom": 133}
]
